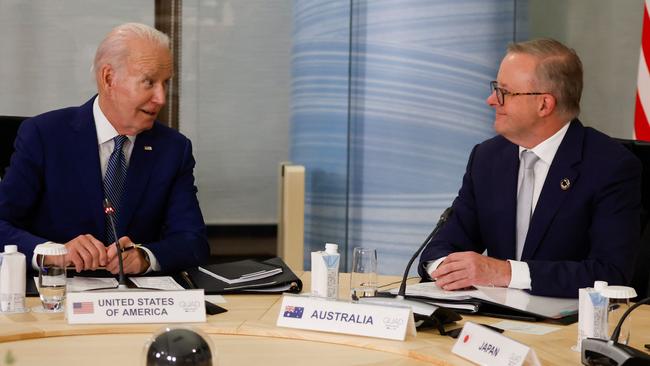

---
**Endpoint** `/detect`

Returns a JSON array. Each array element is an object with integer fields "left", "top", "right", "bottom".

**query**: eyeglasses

[{"left": 490, "top": 81, "right": 549, "bottom": 106}]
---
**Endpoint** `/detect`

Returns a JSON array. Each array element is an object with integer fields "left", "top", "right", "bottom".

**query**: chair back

[
  {"left": 616, "top": 138, "right": 650, "bottom": 298},
  {"left": 0, "top": 115, "right": 27, "bottom": 179}
]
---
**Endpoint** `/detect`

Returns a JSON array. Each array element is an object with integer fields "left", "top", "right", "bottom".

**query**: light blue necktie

[
  {"left": 516, "top": 150, "right": 539, "bottom": 260},
  {"left": 104, "top": 135, "right": 128, "bottom": 245}
]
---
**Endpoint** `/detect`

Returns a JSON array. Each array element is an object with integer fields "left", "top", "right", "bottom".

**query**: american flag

[
  {"left": 73, "top": 301, "right": 94, "bottom": 315},
  {"left": 636, "top": 0, "right": 650, "bottom": 140},
  {"left": 283, "top": 305, "right": 304, "bottom": 319}
]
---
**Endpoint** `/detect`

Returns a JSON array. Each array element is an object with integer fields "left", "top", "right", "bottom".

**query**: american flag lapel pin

[{"left": 144, "top": 146, "right": 153, "bottom": 151}]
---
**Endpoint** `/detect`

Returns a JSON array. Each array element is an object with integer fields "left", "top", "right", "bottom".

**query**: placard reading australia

[{"left": 276, "top": 295, "right": 416, "bottom": 341}]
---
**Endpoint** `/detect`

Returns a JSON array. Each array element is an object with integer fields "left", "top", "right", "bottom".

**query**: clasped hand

[
  {"left": 63, "top": 234, "right": 147, "bottom": 274},
  {"left": 430, "top": 251, "right": 511, "bottom": 290}
]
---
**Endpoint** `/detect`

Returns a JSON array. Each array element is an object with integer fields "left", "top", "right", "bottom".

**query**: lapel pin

[
  {"left": 560, "top": 178, "right": 571, "bottom": 191},
  {"left": 144, "top": 146, "right": 153, "bottom": 151}
]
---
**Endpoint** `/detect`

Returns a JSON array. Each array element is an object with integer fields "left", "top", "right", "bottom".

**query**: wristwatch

[{"left": 134, "top": 244, "right": 151, "bottom": 270}]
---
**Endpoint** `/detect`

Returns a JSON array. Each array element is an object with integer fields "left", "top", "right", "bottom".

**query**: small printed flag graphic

[
  {"left": 73, "top": 301, "right": 94, "bottom": 315},
  {"left": 283, "top": 306, "right": 304, "bottom": 319}
]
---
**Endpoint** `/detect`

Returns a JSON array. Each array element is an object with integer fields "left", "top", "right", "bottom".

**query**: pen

[{"left": 121, "top": 245, "right": 137, "bottom": 253}]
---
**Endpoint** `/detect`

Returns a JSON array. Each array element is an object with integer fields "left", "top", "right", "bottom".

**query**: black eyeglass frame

[{"left": 490, "top": 81, "right": 550, "bottom": 106}]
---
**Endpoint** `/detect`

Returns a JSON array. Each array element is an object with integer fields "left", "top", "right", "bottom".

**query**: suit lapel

[
  {"left": 120, "top": 127, "right": 156, "bottom": 234},
  {"left": 69, "top": 97, "right": 105, "bottom": 237},
  {"left": 494, "top": 143, "right": 520, "bottom": 259},
  {"left": 521, "top": 119, "right": 584, "bottom": 259}
]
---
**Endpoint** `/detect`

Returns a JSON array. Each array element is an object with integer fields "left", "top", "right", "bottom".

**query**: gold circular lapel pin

[{"left": 560, "top": 178, "right": 571, "bottom": 190}]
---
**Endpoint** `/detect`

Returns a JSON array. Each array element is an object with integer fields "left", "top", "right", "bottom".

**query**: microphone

[
  {"left": 397, "top": 206, "right": 453, "bottom": 298},
  {"left": 581, "top": 297, "right": 650, "bottom": 364},
  {"left": 358, "top": 207, "right": 460, "bottom": 333},
  {"left": 103, "top": 198, "right": 128, "bottom": 290}
]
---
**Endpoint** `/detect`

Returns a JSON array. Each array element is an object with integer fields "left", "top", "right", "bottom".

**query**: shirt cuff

[
  {"left": 138, "top": 246, "right": 161, "bottom": 273},
  {"left": 507, "top": 259, "right": 532, "bottom": 289},
  {"left": 424, "top": 256, "right": 447, "bottom": 280}
]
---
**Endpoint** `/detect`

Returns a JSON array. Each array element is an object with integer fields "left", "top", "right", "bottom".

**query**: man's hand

[
  {"left": 64, "top": 234, "right": 108, "bottom": 272},
  {"left": 431, "top": 251, "right": 511, "bottom": 290},
  {"left": 106, "top": 236, "right": 149, "bottom": 274}
]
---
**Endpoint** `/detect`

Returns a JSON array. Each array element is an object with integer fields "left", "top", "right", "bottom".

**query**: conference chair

[
  {"left": 0, "top": 115, "right": 27, "bottom": 179},
  {"left": 616, "top": 138, "right": 650, "bottom": 299}
]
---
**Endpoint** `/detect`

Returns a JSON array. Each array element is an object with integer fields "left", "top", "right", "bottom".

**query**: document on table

[
  {"left": 68, "top": 277, "right": 119, "bottom": 291},
  {"left": 129, "top": 276, "right": 185, "bottom": 290},
  {"left": 392, "top": 281, "right": 578, "bottom": 320},
  {"left": 34, "top": 277, "right": 119, "bottom": 292},
  {"left": 35, "top": 276, "right": 186, "bottom": 292}
]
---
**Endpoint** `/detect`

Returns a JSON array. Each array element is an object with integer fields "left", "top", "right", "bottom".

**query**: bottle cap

[
  {"left": 600, "top": 285, "right": 637, "bottom": 299},
  {"left": 325, "top": 243, "right": 338, "bottom": 254},
  {"left": 594, "top": 281, "right": 608, "bottom": 291},
  {"left": 3, "top": 245, "right": 17, "bottom": 254},
  {"left": 34, "top": 242, "right": 68, "bottom": 256}
]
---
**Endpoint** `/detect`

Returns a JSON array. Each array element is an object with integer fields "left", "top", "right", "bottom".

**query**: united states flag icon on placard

[
  {"left": 283, "top": 306, "right": 304, "bottom": 319},
  {"left": 73, "top": 302, "right": 94, "bottom": 315}
]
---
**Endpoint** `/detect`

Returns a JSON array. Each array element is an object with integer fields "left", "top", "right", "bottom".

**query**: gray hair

[
  {"left": 93, "top": 22, "right": 169, "bottom": 75},
  {"left": 507, "top": 38, "right": 583, "bottom": 117}
]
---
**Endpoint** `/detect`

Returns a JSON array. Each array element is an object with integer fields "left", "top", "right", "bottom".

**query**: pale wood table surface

[{"left": 0, "top": 273, "right": 649, "bottom": 365}]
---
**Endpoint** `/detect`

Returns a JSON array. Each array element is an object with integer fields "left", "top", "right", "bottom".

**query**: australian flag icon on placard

[{"left": 283, "top": 306, "right": 304, "bottom": 319}]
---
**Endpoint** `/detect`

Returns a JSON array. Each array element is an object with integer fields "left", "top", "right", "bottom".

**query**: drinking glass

[
  {"left": 34, "top": 243, "right": 68, "bottom": 312},
  {"left": 350, "top": 247, "right": 378, "bottom": 301},
  {"left": 601, "top": 285, "right": 637, "bottom": 345}
]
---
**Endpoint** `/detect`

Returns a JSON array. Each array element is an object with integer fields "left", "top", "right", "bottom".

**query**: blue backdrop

[{"left": 290, "top": 0, "right": 528, "bottom": 274}]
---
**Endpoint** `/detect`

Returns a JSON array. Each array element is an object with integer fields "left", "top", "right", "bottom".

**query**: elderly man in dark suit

[
  {"left": 0, "top": 23, "right": 209, "bottom": 274},
  {"left": 419, "top": 38, "right": 641, "bottom": 298}
]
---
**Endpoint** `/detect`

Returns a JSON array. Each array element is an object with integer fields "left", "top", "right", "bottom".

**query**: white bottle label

[{"left": 0, "top": 251, "right": 26, "bottom": 313}]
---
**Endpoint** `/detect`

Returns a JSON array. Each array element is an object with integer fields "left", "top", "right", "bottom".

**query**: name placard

[
  {"left": 276, "top": 295, "right": 416, "bottom": 341},
  {"left": 452, "top": 322, "right": 541, "bottom": 366},
  {"left": 66, "top": 289, "right": 206, "bottom": 324}
]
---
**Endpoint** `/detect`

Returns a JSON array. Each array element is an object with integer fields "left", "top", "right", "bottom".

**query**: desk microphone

[
  {"left": 397, "top": 206, "right": 453, "bottom": 298},
  {"left": 103, "top": 198, "right": 128, "bottom": 290},
  {"left": 581, "top": 297, "right": 650, "bottom": 365},
  {"left": 358, "top": 207, "right": 460, "bottom": 333}
]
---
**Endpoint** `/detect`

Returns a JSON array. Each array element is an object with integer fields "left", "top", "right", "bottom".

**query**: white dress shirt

[{"left": 426, "top": 122, "right": 571, "bottom": 289}]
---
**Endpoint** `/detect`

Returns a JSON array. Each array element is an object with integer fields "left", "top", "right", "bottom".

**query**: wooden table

[{"left": 1, "top": 273, "right": 648, "bottom": 365}]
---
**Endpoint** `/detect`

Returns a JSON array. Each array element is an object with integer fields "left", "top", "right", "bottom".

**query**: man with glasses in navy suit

[
  {"left": 0, "top": 23, "right": 209, "bottom": 275},
  {"left": 419, "top": 39, "right": 641, "bottom": 298}
]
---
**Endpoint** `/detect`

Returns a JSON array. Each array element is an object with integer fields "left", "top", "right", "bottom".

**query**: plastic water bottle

[
  {"left": 0, "top": 245, "right": 26, "bottom": 313},
  {"left": 311, "top": 243, "right": 340, "bottom": 300}
]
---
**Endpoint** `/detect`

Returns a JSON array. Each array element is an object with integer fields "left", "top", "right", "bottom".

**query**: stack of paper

[{"left": 389, "top": 282, "right": 578, "bottom": 321}]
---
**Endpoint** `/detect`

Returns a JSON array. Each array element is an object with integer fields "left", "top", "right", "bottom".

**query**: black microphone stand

[
  {"left": 581, "top": 297, "right": 650, "bottom": 364},
  {"left": 397, "top": 206, "right": 453, "bottom": 298},
  {"left": 103, "top": 199, "right": 128, "bottom": 290},
  {"left": 358, "top": 207, "right": 461, "bottom": 333}
]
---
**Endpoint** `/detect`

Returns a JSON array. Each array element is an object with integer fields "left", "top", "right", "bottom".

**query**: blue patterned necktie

[{"left": 104, "top": 135, "right": 128, "bottom": 245}]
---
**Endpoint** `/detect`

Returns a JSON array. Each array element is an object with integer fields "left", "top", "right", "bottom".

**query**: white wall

[
  {"left": 0, "top": 1, "right": 153, "bottom": 116},
  {"left": 181, "top": 1, "right": 292, "bottom": 224},
  {"left": 529, "top": 0, "right": 643, "bottom": 139}
]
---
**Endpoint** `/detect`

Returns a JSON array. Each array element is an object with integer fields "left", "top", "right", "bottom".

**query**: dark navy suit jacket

[
  {"left": 0, "top": 97, "right": 210, "bottom": 272},
  {"left": 419, "top": 120, "right": 641, "bottom": 298}
]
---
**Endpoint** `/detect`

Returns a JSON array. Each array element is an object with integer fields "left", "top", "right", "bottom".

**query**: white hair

[{"left": 93, "top": 22, "right": 169, "bottom": 75}]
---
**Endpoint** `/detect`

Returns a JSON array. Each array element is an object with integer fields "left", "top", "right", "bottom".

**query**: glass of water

[
  {"left": 350, "top": 247, "right": 378, "bottom": 301},
  {"left": 34, "top": 242, "right": 68, "bottom": 312}
]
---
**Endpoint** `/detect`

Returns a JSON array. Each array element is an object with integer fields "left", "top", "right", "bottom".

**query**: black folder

[
  {"left": 181, "top": 257, "right": 303, "bottom": 294},
  {"left": 387, "top": 282, "right": 579, "bottom": 325}
]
